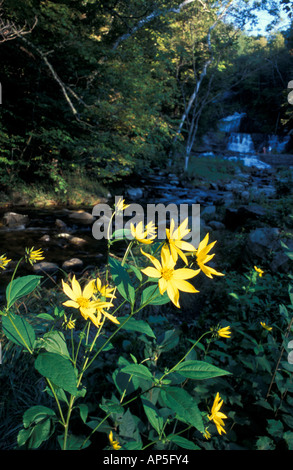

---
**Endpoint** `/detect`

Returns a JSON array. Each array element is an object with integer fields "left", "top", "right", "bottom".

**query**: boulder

[
  {"left": 55, "top": 218, "right": 68, "bottom": 230},
  {"left": 244, "top": 227, "right": 293, "bottom": 272},
  {"left": 201, "top": 205, "right": 216, "bottom": 219},
  {"left": 224, "top": 182, "right": 245, "bottom": 193},
  {"left": 68, "top": 236, "right": 88, "bottom": 247},
  {"left": 246, "top": 227, "right": 280, "bottom": 260},
  {"left": 62, "top": 258, "right": 84, "bottom": 271},
  {"left": 2, "top": 212, "right": 29, "bottom": 228},
  {"left": 126, "top": 187, "right": 144, "bottom": 199},
  {"left": 33, "top": 261, "right": 59, "bottom": 274},
  {"left": 68, "top": 210, "right": 95, "bottom": 224},
  {"left": 209, "top": 221, "right": 226, "bottom": 230},
  {"left": 39, "top": 234, "right": 50, "bottom": 242},
  {"left": 224, "top": 205, "right": 266, "bottom": 230}
]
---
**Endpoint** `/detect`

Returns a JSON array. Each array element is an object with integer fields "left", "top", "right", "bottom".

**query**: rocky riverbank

[{"left": 1, "top": 159, "right": 293, "bottom": 291}]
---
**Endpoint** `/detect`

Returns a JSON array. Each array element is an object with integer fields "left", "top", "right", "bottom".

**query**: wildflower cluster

[
  {"left": 62, "top": 275, "right": 118, "bottom": 328},
  {"left": 1, "top": 200, "right": 233, "bottom": 450},
  {"left": 139, "top": 218, "right": 224, "bottom": 309}
]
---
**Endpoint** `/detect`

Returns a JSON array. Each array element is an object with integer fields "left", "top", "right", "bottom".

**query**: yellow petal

[
  {"left": 83, "top": 280, "right": 95, "bottom": 299},
  {"left": 174, "top": 240, "right": 196, "bottom": 252},
  {"left": 141, "top": 249, "right": 162, "bottom": 271},
  {"left": 103, "top": 311, "right": 120, "bottom": 324},
  {"left": 172, "top": 278, "right": 199, "bottom": 293},
  {"left": 158, "top": 277, "right": 168, "bottom": 294},
  {"left": 63, "top": 300, "right": 79, "bottom": 308},
  {"left": 62, "top": 280, "right": 77, "bottom": 301},
  {"left": 197, "top": 232, "right": 209, "bottom": 252},
  {"left": 141, "top": 267, "right": 161, "bottom": 278},
  {"left": 166, "top": 281, "right": 180, "bottom": 308},
  {"left": 173, "top": 267, "right": 200, "bottom": 280},
  {"left": 71, "top": 275, "right": 82, "bottom": 298}
]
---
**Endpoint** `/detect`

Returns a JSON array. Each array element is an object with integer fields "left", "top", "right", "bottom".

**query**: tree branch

[
  {"left": 112, "top": 0, "right": 197, "bottom": 50},
  {"left": 0, "top": 2, "right": 37, "bottom": 44}
]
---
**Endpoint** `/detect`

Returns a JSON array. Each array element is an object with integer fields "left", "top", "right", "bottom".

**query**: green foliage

[{"left": 0, "top": 211, "right": 231, "bottom": 450}]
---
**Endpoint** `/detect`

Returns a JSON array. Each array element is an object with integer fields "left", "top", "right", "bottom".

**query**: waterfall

[
  {"left": 218, "top": 112, "right": 246, "bottom": 133},
  {"left": 227, "top": 133, "right": 254, "bottom": 154}
]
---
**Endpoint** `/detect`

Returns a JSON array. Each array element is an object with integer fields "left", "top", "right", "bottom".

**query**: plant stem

[{"left": 160, "top": 331, "right": 212, "bottom": 381}]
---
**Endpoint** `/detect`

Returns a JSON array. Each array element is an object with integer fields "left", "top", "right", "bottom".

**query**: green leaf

[
  {"left": 117, "top": 316, "right": 156, "bottom": 338},
  {"left": 157, "top": 329, "right": 180, "bottom": 353},
  {"left": 109, "top": 257, "right": 135, "bottom": 305},
  {"left": 255, "top": 436, "right": 275, "bottom": 450},
  {"left": 141, "top": 284, "right": 170, "bottom": 306},
  {"left": 77, "top": 404, "right": 89, "bottom": 424},
  {"left": 42, "top": 330, "right": 70, "bottom": 358},
  {"left": 173, "top": 360, "right": 231, "bottom": 380},
  {"left": 6, "top": 275, "right": 42, "bottom": 309},
  {"left": 121, "top": 363, "right": 153, "bottom": 381},
  {"left": 126, "top": 263, "right": 143, "bottom": 281},
  {"left": 57, "top": 433, "right": 91, "bottom": 450},
  {"left": 2, "top": 313, "right": 35, "bottom": 351},
  {"left": 284, "top": 431, "right": 293, "bottom": 450},
  {"left": 167, "top": 434, "right": 200, "bottom": 450},
  {"left": 18, "top": 406, "right": 57, "bottom": 449},
  {"left": 22, "top": 405, "right": 56, "bottom": 427},
  {"left": 18, "top": 420, "right": 53, "bottom": 449},
  {"left": 34, "top": 352, "right": 78, "bottom": 396},
  {"left": 160, "top": 387, "right": 204, "bottom": 433},
  {"left": 141, "top": 397, "right": 164, "bottom": 435},
  {"left": 266, "top": 419, "right": 284, "bottom": 439},
  {"left": 36, "top": 313, "right": 55, "bottom": 321}
]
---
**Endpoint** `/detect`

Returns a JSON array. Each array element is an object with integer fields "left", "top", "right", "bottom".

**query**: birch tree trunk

[{"left": 170, "top": 0, "right": 235, "bottom": 170}]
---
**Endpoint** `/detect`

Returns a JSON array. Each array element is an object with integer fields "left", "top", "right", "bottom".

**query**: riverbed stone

[
  {"left": 55, "top": 218, "right": 68, "bottom": 230},
  {"left": 68, "top": 236, "right": 88, "bottom": 246},
  {"left": 209, "top": 220, "right": 226, "bottom": 230},
  {"left": 68, "top": 210, "right": 95, "bottom": 224},
  {"left": 2, "top": 212, "right": 29, "bottom": 227},
  {"left": 32, "top": 261, "right": 59, "bottom": 274},
  {"left": 62, "top": 258, "right": 84, "bottom": 271},
  {"left": 126, "top": 187, "right": 144, "bottom": 199}
]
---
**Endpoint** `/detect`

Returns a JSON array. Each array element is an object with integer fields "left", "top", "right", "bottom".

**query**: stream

[{"left": 0, "top": 153, "right": 277, "bottom": 293}]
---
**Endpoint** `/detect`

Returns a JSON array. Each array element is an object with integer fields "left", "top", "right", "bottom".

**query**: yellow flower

[
  {"left": 203, "top": 428, "right": 211, "bottom": 440},
  {"left": 196, "top": 233, "right": 224, "bottom": 279},
  {"left": 62, "top": 314, "right": 76, "bottom": 330},
  {"left": 0, "top": 254, "right": 11, "bottom": 270},
  {"left": 218, "top": 326, "right": 231, "bottom": 338},
  {"left": 141, "top": 245, "right": 200, "bottom": 308},
  {"left": 260, "top": 321, "right": 273, "bottom": 331},
  {"left": 62, "top": 275, "right": 96, "bottom": 315},
  {"left": 25, "top": 247, "right": 45, "bottom": 265},
  {"left": 109, "top": 431, "right": 121, "bottom": 450},
  {"left": 130, "top": 220, "right": 156, "bottom": 244},
  {"left": 208, "top": 392, "right": 227, "bottom": 435},
  {"left": 90, "top": 278, "right": 116, "bottom": 299},
  {"left": 62, "top": 275, "right": 119, "bottom": 327},
  {"left": 115, "top": 197, "right": 129, "bottom": 213},
  {"left": 254, "top": 266, "right": 264, "bottom": 277},
  {"left": 164, "top": 218, "right": 196, "bottom": 265}
]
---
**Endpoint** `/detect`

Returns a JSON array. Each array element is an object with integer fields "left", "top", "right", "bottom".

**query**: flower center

[
  {"left": 77, "top": 297, "right": 90, "bottom": 309},
  {"left": 161, "top": 267, "right": 174, "bottom": 281}
]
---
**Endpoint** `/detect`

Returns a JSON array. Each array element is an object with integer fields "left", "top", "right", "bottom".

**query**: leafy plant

[{"left": 0, "top": 201, "right": 231, "bottom": 450}]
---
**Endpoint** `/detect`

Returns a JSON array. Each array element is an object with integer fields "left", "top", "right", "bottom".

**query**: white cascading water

[{"left": 227, "top": 133, "right": 255, "bottom": 154}]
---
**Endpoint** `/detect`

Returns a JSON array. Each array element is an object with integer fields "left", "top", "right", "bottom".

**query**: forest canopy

[{"left": 0, "top": 0, "right": 292, "bottom": 191}]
